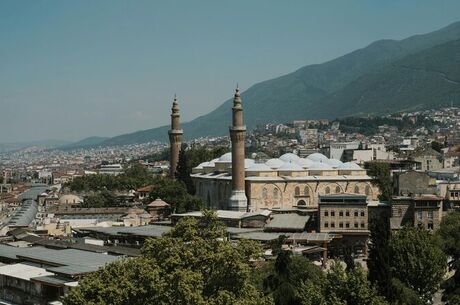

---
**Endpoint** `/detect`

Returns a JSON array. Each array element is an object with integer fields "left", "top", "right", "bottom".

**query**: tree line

[{"left": 63, "top": 210, "right": 460, "bottom": 305}]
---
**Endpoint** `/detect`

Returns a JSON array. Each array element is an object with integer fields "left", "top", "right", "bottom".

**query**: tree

[
  {"left": 368, "top": 215, "right": 392, "bottom": 300},
  {"left": 82, "top": 190, "right": 118, "bottom": 208},
  {"left": 367, "top": 162, "right": 393, "bottom": 201},
  {"left": 437, "top": 211, "right": 460, "bottom": 303},
  {"left": 147, "top": 177, "right": 202, "bottom": 213},
  {"left": 263, "top": 251, "right": 324, "bottom": 305},
  {"left": 175, "top": 148, "right": 195, "bottom": 195},
  {"left": 64, "top": 211, "right": 271, "bottom": 305},
  {"left": 296, "top": 262, "right": 389, "bottom": 305},
  {"left": 390, "top": 226, "right": 447, "bottom": 303}
]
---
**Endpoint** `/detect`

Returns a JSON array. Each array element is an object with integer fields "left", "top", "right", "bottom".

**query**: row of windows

[
  {"left": 323, "top": 210, "right": 365, "bottom": 217},
  {"left": 324, "top": 221, "right": 366, "bottom": 229},
  {"left": 262, "top": 188, "right": 279, "bottom": 200},
  {"left": 294, "top": 185, "right": 372, "bottom": 196},
  {"left": 416, "top": 210, "right": 434, "bottom": 221}
]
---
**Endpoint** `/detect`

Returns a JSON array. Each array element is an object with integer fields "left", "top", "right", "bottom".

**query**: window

[
  {"left": 331, "top": 222, "right": 335, "bottom": 228},
  {"left": 354, "top": 186, "right": 360, "bottom": 194},
  {"left": 345, "top": 222, "right": 350, "bottom": 228},
  {"left": 346, "top": 210, "right": 350, "bottom": 217},
  {"left": 331, "top": 211, "right": 335, "bottom": 217},
  {"left": 339, "top": 222, "right": 344, "bottom": 228},
  {"left": 360, "top": 210, "right": 365, "bottom": 217},
  {"left": 428, "top": 211, "right": 433, "bottom": 220},
  {"left": 324, "top": 222, "right": 329, "bottom": 228},
  {"left": 273, "top": 188, "right": 279, "bottom": 200},
  {"left": 354, "top": 210, "right": 358, "bottom": 217},
  {"left": 417, "top": 211, "right": 423, "bottom": 220},
  {"left": 324, "top": 210, "right": 329, "bottom": 217},
  {"left": 354, "top": 222, "right": 359, "bottom": 228},
  {"left": 295, "top": 187, "right": 300, "bottom": 196},
  {"left": 361, "top": 222, "right": 365, "bottom": 228},
  {"left": 428, "top": 223, "right": 434, "bottom": 230},
  {"left": 336, "top": 186, "right": 341, "bottom": 194},
  {"left": 325, "top": 186, "right": 331, "bottom": 194},
  {"left": 339, "top": 211, "right": 344, "bottom": 217},
  {"left": 365, "top": 185, "right": 371, "bottom": 196},
  {"left": 262, "top": 188, "right": 267, "bottom": 199},
  {"left": 304, "top": 187, "right": 310, "bottom": 197}
]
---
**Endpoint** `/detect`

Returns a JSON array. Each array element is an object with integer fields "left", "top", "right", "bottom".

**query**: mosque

[{"left": 169, "top": 88, "right": 380, "bottom": 212}]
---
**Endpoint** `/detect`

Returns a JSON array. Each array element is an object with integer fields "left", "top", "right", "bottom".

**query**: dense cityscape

[{"left": 2, "top": 2, "right": 460, "bottom": 305}]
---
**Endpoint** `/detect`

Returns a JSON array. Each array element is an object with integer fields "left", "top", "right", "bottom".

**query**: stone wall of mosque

[{"left": 193, "top": 177, "right": 379, "bottom": 212}]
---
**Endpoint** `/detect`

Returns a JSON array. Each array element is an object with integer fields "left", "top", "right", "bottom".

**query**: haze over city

[{"left": 2, "top": 0, "right": 460, "bottom": 143}]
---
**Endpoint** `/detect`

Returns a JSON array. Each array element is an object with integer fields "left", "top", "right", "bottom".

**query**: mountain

[
  {"left": 99, "top": 21, "right": 460, "bottom": 147},
  {"left": 60, "top": 136, "right": 109, "bottom": 150}
]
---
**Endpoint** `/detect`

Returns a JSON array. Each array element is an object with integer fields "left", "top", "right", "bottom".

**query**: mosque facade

[
  {"left": 191, "top": 152, "right": 379, "bottom": 212},
  {"left": 177, "top": 88, "right": 380, "bottom": 212}
]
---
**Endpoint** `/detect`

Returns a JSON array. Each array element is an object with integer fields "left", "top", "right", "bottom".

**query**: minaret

[
  {"left": 168, "top": 95, "right": 183, "bottom": 179},
  {"left": 229, "top": 86, "right": 248, "bottom": 211}
]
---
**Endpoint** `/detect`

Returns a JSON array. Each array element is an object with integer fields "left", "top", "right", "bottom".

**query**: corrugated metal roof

[
  {"left": 233, "top": 231, "right": 290, "bottom": 241},
  {"left": 7, "top": 199, "right": 38, "bottom": 227},
  {"left": 265, "top": 214, "right": 309, "bottom": 231},
  {"left": 0, "top": 244, "right": 120, "bottom": 276}
]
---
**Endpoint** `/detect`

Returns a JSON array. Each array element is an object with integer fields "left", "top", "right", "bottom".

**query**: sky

[{"left": 1, "top": 0, "right": 460, "bottom": 143}]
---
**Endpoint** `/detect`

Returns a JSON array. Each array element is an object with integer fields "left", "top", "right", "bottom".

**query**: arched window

[
  {"left": 295, "top": 187, "right": 300, "bottom": 196},
  {"left": 335, "top": 186, "right": 341, "bottom": 194},
  {"left": 304, "top": 187, "right": 310, "bottom": 197},
  {"left": 365, "top": 185, "right": 371, "bottom": 196},
  {"left": 273, "top": 188, "right": 279, "bottom": 200},
  {"left": 325, "top": 186, "right": 331, "bottom": 194},
  {"left": 297, "top": 200, "right": 306, "bottom": 206},
  {"left": 354, "top": 185, "right": 360, "bottom": 194},
  {"left": 262, "top": 188, "right": 268, "bottom": 199}
]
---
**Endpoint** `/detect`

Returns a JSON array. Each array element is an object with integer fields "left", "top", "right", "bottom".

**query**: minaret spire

[
  {"left": 168, "top": 95, "right": 183, "bottom": 179},
  {"left": 229, "top": 86, "right": 248, "bottom": 211}
]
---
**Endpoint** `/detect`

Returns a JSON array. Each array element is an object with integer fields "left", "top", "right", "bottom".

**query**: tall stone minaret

[
  {"left": 168, "top": 95, "right": 183, "bottom": 179},
  {"left": 229, "top": 86, "right": 248, "bottom": 211}
]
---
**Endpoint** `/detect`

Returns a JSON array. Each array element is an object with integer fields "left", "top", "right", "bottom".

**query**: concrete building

[
  {"left": 318, "top": 194, "right": 369, "bottom": 255},
  {"left": 390, "top": 195, "right": 443, "bottom": 231}
]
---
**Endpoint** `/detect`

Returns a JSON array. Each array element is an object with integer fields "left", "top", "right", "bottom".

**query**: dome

[
  {"left": 244, "top": 159, "right": 255, "bottom": 169},
  {"left": 309, "top": 162, "right": 333, "bottom": 170},
  {"left": 340, "top": 162, "right": 362, "bottom": 170},
  {"left": 295, "top": 158, "right": 315, "bottom": 168},
  {"left": 217, "top": 152, "right": 232, "bottom": 162},
  {"left": 246, "top": 163, "right": 273, "bottom": 172},
  {"left": 265, "top": 158, "right": 284, "bottom": 169},
  {"left": 278, "top": 162, "right": 304, "bottom": 171},
  {"left": 306, "top": 153, "right": 328, "bottom": 162},
  {"left": 194, "top": 162, "right": 209, "bottom": 169},
  {"left": 206, "top": 158, "right": 219, "bottom": 167},
  {"left": 325, "top": 159, "right": 343, "bottom": 168},
  {"left": 59, "top": 194, "right": 83, "bottom": 205},
  {"left": 279, "top": 153, "right": 300, "bottom": 162}
]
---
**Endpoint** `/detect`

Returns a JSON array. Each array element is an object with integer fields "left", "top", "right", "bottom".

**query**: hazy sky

[{"left": 1, "top": 0, "right": 460, "bottom": 143}]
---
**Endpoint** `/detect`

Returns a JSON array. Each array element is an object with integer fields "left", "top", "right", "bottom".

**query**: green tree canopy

[
  {"left": 390, "top": 226, "right": 447, "bottom": 303},
  {"left": 64, "top": 211, "right": 271, "bottom": 305},
  {"left": 367, "top": 162, "right": 393, "bottom": 201},
  {"left": 437, "top": 211, "right": 460, "bottom": 303}
]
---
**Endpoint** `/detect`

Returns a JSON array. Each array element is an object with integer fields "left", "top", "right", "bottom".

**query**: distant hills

[
  {"left": 80, "top": 21, "right": 460, "bottom": 147},
  {"left": 59, "top": 136, "right": 109, "bottom": 150}
]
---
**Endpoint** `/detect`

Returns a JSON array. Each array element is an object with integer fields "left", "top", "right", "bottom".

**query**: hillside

[
  {"left": 60, "top": 136, "right": 109, "bottom": 150},
  {"left": 99, "top": 21, "right": 460, "bottom": 146}
]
